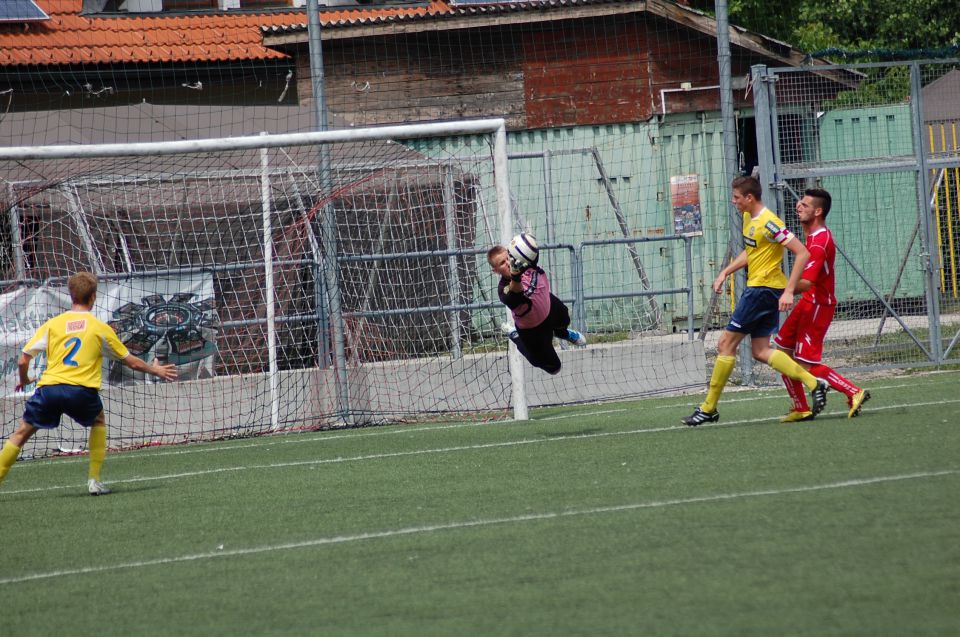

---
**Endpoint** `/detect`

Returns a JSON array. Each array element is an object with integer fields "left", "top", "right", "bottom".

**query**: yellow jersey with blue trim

[
  {"left": 23, "top": 311, "right": 130, "bottom": 389},
  {"left": 742, "top": 207, "right": 794, "bottom": 289}
]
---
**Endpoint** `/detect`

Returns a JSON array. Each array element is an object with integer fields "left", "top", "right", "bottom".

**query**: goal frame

[{"left": 0, "top": 118, "right": 529, "bottom": 425}]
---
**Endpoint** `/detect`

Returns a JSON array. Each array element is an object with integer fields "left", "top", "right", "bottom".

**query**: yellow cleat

[
  {"left": 848, "top": 389, "right": 871, "bottom": 418},
  {"left": 780, "top": 410, "right": 814, "bottom": 423}
]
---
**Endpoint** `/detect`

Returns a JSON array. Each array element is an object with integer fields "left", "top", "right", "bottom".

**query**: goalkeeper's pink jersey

[
  {"left": 800, "top": 227, "right": 837, "bottom": 306},
  {"left": 512, "top": 267, "right": 551, "bottom": 328}
]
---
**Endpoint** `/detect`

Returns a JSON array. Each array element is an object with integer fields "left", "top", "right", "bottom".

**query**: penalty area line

[{"left": 1, "top": 468, "right": 956, "bottom": 586}]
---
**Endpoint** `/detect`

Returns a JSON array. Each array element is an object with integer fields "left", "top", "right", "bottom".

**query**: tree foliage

[{"left": 691, "top": 0, "right": 960, "bottom": 56}]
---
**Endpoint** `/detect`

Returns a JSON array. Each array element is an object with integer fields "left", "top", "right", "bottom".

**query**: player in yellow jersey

[
  {"left": 682, "top": 176, "right": 829, "bottom": 426},
  {"left": 0, "top": 272, "right": 177, "bottom": 494}
]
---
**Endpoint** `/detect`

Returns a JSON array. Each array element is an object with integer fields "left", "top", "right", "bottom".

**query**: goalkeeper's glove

[{"left": 509, "top": 256, "right": 529, "bottom": 281}]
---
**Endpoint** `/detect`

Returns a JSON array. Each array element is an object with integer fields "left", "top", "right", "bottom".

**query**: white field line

[
  {"left": 12, "top": 375, "right": 955, "bottom": 471},
  {"left": 540, "top": 408, "right": 629, "bottom": 420},
  {"left": 5, "top": 396, "right": 960, "bottom": 497},
  {"left": 1, "top": 468, "right": 955, "bottom": 587}
]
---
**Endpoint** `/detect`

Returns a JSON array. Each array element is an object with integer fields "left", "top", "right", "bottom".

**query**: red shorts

[{"left": 773, "top": 298, "right": 835, "bottom": 364}]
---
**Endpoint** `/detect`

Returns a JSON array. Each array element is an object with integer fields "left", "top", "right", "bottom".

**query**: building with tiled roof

[
  {"left": 0, "top": 0, "right": 452, "bottom": 66},
  {"left": 0, "top": 0, "right": 857, "bottom": 136},
  {"left": 0, "top": 0, "right": 462, "bottom": 140}
]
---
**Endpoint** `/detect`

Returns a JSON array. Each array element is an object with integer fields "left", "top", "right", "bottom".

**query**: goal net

[
  {"left": 0, "top": 119, "right": 704, "bottom": 460},
  {"left": 0, "top": 121, "right": 525, "bottom": 457}
]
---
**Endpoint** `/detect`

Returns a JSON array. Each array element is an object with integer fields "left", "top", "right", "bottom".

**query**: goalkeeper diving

[{"left": 487, "top": 233, "right": 586, "bottom": 375}]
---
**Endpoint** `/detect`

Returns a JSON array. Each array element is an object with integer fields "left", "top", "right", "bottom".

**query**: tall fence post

[
  {"left": 542, "top": 149, "right": 555, "bottom": 250},
  {"left": 443, "top": 166, "right": 463, "bottom": 359},
  {"left": 308, "top": 0, "right": 351, "bottom": 422},
  {"left": 573, "top": 244, "right": 586, "bottom": 336},
  {"left": 684, "top": 236, "right": 695, "bottom": 340},
  {"left": 909, "top": 62, "right": 944, "bottom": 362},
  {"left": 717, "top": 1, "right": 752, "bottom": 381}
]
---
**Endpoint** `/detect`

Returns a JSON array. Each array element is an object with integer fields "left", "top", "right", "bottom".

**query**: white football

[{"left": 508, "top": 233, "right": 539, "bottom": 267}]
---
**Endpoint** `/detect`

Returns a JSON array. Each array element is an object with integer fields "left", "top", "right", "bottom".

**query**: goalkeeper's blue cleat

[
  {"left": 810, "top": 379, "right": 829, "bottom": 416},
  {"left": 500, "top": 322, "right": 518, "bottom": 341},
  {"left": 681, "top": 407, "right": 719, "bottom": 426},
  {"left": 848, "top": 389, "right": 871, "bottom": 418},
  {"left": 88, "top": 479, "right": 111, "bottom": 496},
  {"left": 564, "top": 329, "right": 587, "bottom": 346}
]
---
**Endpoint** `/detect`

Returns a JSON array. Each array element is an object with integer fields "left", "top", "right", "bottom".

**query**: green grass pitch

[{"left": 2, "top": 370, "right": 958, "bottom": 636}]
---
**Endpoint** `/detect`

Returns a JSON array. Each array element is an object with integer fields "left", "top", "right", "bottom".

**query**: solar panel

[{"left": 0, "top": 0, "right": 50, "bottom": 22}]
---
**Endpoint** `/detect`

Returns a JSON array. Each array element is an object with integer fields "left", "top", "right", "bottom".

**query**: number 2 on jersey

[{"left": 63, "top": 336, "right": 82, "bottom": 367}]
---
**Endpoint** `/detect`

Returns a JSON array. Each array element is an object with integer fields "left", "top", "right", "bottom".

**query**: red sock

[
  {"left": 782, "top": 374, "right": 809, "bottom": 411},
  {"left": 809, "top": 363, "right": 860, "bottom": 399}
]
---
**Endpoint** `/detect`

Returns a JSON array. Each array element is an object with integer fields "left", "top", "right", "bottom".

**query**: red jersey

[{"left": 801, "top": 227, "right": 836, "bottom": 306}]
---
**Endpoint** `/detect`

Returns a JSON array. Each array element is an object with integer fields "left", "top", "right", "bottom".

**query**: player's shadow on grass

[
  {"left": 54, "top": 482, "right": 163, "bottom": 498},
  {"left": 541, "top": 427, "right": 603, "bottom": 438}
]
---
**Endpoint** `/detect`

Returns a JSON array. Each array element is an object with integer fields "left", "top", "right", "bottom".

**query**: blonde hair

[{"left": 68, "top": 271, "right": 98, "bottom": 305}]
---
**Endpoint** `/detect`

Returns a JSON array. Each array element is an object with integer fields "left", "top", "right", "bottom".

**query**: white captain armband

[{"left": 765, "top": 221, "right": 794, "bottom": 245}]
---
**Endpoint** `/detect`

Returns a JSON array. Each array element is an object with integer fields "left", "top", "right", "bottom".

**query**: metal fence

[{"left": 750, "top": 59, "right": 960, "bottom": 381}]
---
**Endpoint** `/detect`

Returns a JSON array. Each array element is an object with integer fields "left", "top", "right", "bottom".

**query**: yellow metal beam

[
  {"left": 941, "top": 124, "right": 957, "bottom": 298},
  {"left": 930, "top": 125, "right": 946, "bottom": 291}
]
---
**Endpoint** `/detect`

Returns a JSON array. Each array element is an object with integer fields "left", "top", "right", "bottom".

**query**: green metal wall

[
  {"left": 408, "top": 113, "right": 734, "bottom": 333},
  {"left": 817, "top": 105, "right": 925, "bottom": 302}
]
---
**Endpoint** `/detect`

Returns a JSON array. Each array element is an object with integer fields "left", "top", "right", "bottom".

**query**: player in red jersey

[{"left": 774, "top": 188, "right": 870, "bottom": 421}]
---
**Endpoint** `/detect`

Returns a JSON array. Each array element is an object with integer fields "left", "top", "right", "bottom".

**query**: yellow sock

[
  {"left": 0, "top": 440, "right": 22, "bottom": 485},
  {"left": 768, "top": 350, "right": 817, "bottom": 390},
  {"left": 701, "top": 355, "right": 735, "bottom": 413},
  {"left": 88, "top": 425, "right": 107, "bottom": 481}
]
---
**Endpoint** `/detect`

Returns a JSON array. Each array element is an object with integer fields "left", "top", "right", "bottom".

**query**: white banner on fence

[{"left": 0, "top": 274, "right": 219, "bottom": 395}]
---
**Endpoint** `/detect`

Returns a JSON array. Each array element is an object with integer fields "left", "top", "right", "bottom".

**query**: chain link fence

[{"left": 741, "top": 59, "right": 960, "bottom": 385}]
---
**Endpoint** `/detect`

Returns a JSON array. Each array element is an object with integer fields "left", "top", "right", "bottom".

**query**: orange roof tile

[{"left": 0, "top": 0, "right": 456, "bottom": 67}]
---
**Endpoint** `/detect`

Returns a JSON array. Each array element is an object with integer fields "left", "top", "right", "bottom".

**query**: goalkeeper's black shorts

[{"left": 512, "top": 294, "right": 571, "bottom": 375}]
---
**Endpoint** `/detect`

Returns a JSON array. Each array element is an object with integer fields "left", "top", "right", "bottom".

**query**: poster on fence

[
  {"left": 0, "top": 274, "right": 219, "bottom": 396},
  {"left": 671, "top": 174, "right": 703, "bottom": 236}
]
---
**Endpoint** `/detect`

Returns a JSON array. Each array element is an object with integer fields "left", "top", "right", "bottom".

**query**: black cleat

[
  {"left": 681, "top": 407, "right": 720, "bottom": 427},
  {"left": 810, "top": 379, "right": 829, "bottom": 416}
]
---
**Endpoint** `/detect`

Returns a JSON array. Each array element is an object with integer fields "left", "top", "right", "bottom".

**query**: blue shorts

[
  {"left": 726, "top": 286, "right": 782, "bottom": 337},
  {"left": 23, "top": 385, "right": 104, "bottom": 429}
]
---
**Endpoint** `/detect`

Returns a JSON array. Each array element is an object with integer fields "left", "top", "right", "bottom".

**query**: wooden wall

[{"left": 295, "top": 14, "right": 763, "bottom": 131}]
